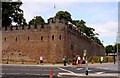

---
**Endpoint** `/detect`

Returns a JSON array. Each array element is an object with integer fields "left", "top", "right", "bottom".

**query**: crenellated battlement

[
  {"left": 47, "top": 17, "right": 67, "bottom": 24},
  {"left": 2, "top": 17, "right": 67, "bottom": 32}
]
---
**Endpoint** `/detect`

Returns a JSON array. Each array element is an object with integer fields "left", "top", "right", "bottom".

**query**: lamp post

[
  {"left": 84, "top": 50, "right": 88, "bottom": 75},
  {"left": 116, "top": 43, "right": 119, "bottom": 63},
  {"left": 112, "top": 45, "right": 116, "bottom": 64},
  {"left": 115, "top": 42, "right": 119, "bottom": 63}
]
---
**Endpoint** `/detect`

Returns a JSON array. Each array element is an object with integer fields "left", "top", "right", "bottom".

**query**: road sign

[{"left": 84, "top": 50, "right": 86, "bottom": 57}]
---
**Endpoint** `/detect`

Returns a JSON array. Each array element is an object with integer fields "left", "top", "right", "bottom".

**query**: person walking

[
  {"left": 63, "top": 56, "right": 66, "bottom": 66},
  {"left": 82, "top": 56, "right": 85, "bottom": 64},
  {"left": 77, "top": 55, "right": 81, "bottom": 65},
  {"left": 40, "top": 56, "right": 43, "bottom": 65},
  {"left": 100, "top": 56, "right": 104, "bottom": 64}
]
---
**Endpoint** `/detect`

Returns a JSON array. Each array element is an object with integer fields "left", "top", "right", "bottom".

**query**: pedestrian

[
  {"left": 82, "top": 56, "right": 85, "bottom": 64},
  {"left": 73, "top": 57, "right": 75, "bottom": 65},
  {"left": 63, "top": 56, "right": 66, "bottom": 66},
  {"left": 100, "top": 56, "right": 104, "bottom": 64},
  {"left": 77, "top": 55, "right": 81, "bottom": 65},
  {"left": 40, "top": 56, "right": 43, "bottom": 65},
  {"left": 75, "top": 56, "right": 77, "bottom": 65}
]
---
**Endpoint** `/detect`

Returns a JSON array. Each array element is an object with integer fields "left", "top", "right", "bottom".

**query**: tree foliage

[
  {"left": 2, "top": 2, "right": 25, "bottom": 26},
  {"left": 54, "top": 10, "right": 103, "bottom": 46},
  {"left": 28, "top": 16, "right": 45, "bottom": 25},
  {"left": 72, "top": 20, "right": 95, "bottom": 37},
  {"left": 55, "top": 11, "right": 72, "bottom": 21},
  {"left": 94, "top": 37, "right": 103, "bottom": 46},
  {"left": 105, "top": 44, "right": 120, "bottom": 54},
  {"left": 105, "top": 45, "right": 113, "bottom": 54}
]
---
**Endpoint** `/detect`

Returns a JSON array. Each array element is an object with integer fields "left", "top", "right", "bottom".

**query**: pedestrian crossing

[{"left": 58, "top": 67, "right": 118, "bottom": 77}]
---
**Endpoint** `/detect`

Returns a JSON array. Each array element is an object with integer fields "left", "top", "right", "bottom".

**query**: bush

[{"left": 88, "top": 56, "right": 114, "bottom": 63}]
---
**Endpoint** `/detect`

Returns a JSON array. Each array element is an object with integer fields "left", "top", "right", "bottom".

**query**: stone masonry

[{"left": 2, "top": 18, "right": 104, "bottom": 63}]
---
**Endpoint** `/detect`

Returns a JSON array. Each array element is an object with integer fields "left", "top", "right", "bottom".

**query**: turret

[{"left": 48, "top": 17, "right": 67, "bottom": 24}]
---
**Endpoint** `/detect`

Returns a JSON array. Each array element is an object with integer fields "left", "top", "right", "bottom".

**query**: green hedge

[{"left": 88, "top": 56, "right": 114, "bottom": 63}]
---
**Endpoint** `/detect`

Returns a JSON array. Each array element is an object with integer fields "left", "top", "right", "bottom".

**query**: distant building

[{"left": 2, "top": 17, "right": 104, "bottom": 63}]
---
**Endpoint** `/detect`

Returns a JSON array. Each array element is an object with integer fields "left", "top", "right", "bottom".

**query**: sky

[{"left": 20, "top": 0, "right": 119, "bottom": 46}]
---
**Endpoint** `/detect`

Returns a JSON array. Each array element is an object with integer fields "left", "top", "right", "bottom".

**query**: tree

[
  {"left": 72, "top": 20, "right": 95, "bottom": 37},
  {"left": 105, "top": 45, "right": 113, "bottom": 55},
  {"left": 105, "top": 44, "right": 120, "bottom": 55},
  {"left": 94, "top": 37, "right": 104, "bottom": 47},
  {"left": 28, "top": 16, "right": 45, "bottom": 25},
  {"left": 114, "top": 44, "right": 120, "bottom": 53},
  {"left": 55, "top": 11, "right": 72, "bottom": 21},
  {"left": 55, "top": 11, "right": 103, "bottom": 46},
  {"left": 2, "top": 2, "right": 25, "bottom": 27}
]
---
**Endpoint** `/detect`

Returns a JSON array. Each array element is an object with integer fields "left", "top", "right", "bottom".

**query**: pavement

[{"left": 0, "top": 62, "right": 119, "bottom": 78}]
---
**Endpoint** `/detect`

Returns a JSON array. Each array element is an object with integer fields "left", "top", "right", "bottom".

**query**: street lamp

[
  {"left": 115, "top": 42, "right": 119, "bottom": 63},
  {"left": 112, "top": 45, "right": 116, "bottom": 64},
  {"left": 116, "top": 43, "right": 119, "bottom": 63}
]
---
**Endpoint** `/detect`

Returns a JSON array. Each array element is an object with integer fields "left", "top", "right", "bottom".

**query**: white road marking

[
  {"left": 76, "top": 68, "right": 83, "bottom": 70},
  {"left": 96, "top": 72, "right": 104, "bottom": 74},
  {"left": 58, "top": 67, "right": 118, "bottom": 77},
  {"left": 88, "top": 70, "right": 92, "bottom": 71},
  {"left": 58, "top": 67, "right": 75, "bottom": 74},
  {"left": 58, "top": 67, "right": 83, "bottom": 76}
]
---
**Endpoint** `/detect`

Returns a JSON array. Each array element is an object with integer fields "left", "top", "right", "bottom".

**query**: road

[{"left": 1, "top": 64, "right": 119, "bottom": 78}]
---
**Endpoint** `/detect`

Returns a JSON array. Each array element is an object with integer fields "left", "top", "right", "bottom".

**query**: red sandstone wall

[
  {"left": 2, "top": 19, "right": 104, "bottom": 63},
  {"left": 64, "top": 28, "right": 104, "bottom": 60}
]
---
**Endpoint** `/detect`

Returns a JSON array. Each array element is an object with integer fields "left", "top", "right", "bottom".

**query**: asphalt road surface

[{"left": 1, "top": 64, "right": 119, "bottom": 78}]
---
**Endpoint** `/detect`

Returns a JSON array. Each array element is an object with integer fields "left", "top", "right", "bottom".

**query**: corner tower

[{"left": 47, "top": 17, "right": 67, "bottom": 63}]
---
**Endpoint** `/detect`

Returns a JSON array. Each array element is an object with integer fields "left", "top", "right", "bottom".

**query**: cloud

[
  {"left": 20, "top": 1, "right": 118, "bottom": 46},
  {"left": 87, "top": 21, "right": 118, "bottom": 46},
  {"left": 20, "top": 2, "right": 78, "bottom": 23},
  {"left": 20, "top": 2, "right": 54, "bottom": 23},
  {"left": 88, "top": 21, "right": 118, "bottom": 38}
]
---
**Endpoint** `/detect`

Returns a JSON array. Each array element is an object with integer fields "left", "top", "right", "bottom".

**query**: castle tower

[{"left": 47, "top": 18, "right": 66, "bottom": 63}]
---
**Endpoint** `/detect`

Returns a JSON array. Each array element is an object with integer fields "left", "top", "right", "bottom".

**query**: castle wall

[
  {"left": 2, "top": 25, "right": 51, "bottom": 62},
  {"left": 2, "top": 18, "right": 104, "bottom": 63},
  {"left": 64, "top": 28, "right": 104, "bottom": 59}
]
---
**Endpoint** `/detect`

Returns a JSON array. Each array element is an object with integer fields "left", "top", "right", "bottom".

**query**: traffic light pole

[{"left": 84, "top": 50, "right": 88, "bottom": 75}]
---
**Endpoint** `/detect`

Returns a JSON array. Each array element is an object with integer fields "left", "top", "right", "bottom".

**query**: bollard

[
  {"left": 85, "top": 70, "right": 88, "bottom": 75},
  {"left": 64, "top": 61, "right": 66, "bottom": 66},
  {"left": 85, "top": 60, "right": 88, "bottom": 75},
  {"left": 49, "top": 70, "right": 53, "bottom": 78}
]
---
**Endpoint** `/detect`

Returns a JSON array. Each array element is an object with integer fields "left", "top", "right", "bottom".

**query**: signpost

[{"left": 84, "top": 50, "right": 88, "bottom": 75}]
